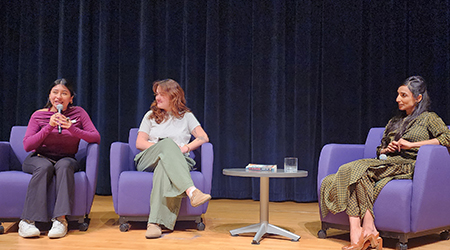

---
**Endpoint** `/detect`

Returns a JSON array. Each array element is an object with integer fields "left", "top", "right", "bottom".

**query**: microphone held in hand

[
  {"left": 379, "top": 154, "right": 387, "bottom": 160},
  {"left": 57, "top": 104, "right": 63, "bottom": 134}
]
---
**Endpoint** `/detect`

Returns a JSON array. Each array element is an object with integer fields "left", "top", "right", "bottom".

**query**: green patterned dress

[{"left": 320, "top": 112, "right": 450, "bottom": 219}]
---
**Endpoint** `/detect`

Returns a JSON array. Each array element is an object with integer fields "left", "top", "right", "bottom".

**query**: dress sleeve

[
  {"left": 427, "top": 112, "right": 450, "bottom": 147},
  {"left": 376, "top": 118, "right": 395, "bottom": 156},
  {"left": 66, "top": 107, "right": 101, "bottom": 144}
]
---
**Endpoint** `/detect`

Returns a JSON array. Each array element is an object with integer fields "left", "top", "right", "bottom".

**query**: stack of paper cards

[{"left": 245, "top": 164, "right": 277, "bottom": 172}]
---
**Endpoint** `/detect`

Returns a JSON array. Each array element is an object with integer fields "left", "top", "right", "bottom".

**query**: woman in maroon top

[{"left": 19, "top": 78, "right": 100, "bottom": 239}]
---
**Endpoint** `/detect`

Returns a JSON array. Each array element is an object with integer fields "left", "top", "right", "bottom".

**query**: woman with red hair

[{"left": 135, "top": 79, "right": 211, "bottom": 239}]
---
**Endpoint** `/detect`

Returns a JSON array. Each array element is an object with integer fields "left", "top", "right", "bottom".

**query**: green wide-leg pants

[{"left": 134, "top": 138, "right": 195, "bottom": 230}]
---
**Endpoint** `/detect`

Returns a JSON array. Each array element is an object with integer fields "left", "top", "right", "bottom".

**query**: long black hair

[
  {"left": 381, "top": 76, "right": 431, "bottom": 147},
  {"left": 44, "top": 78, "right": 76, "bottom": 108}
]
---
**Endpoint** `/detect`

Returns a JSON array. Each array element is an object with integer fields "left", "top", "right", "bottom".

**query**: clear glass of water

[{"left": 284, "top": 157, "right": 298, "bottom": 173}]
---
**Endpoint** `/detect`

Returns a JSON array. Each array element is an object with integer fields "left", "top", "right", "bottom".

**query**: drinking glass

[{"left": 284, "top": 157, "right": 298, "bottom": 173}]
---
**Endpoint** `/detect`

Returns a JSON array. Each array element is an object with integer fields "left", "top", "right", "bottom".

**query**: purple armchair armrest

[
  {"left": 411, "top": 145, "right": 450, "bottom": 232},
  {"left": 0, "top": 142, "right": 11, "bottom": 172},
  {"left": 83, "top": 142, "right": 99, "bottom": 215},
  {"left": 317, "top": 144, "right": 365, "bottom": 196},
  {"left": 200, "top": 142, "right": 213, "bottom": 195},
  {"left": 110, "top": 141, "right": 133, "bottom": 212}
]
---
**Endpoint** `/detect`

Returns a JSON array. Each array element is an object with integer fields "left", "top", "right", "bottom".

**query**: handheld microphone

[
  {"left": 379, "top": 154, "right": 387, "bottom": 160},
  {"left": 57, "top": 104, "right": 63, "bottom": 134}
]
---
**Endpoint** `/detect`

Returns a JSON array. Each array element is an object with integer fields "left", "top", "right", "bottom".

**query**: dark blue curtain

[{"left": 1, "top": 0, "right": 450, "bottom": 202}]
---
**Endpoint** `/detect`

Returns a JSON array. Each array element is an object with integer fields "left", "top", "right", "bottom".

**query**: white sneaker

[
  {"left": 18, "top": 219, "right": 40, "bottom": 238},
  {"left": 48, "top": 218, "right": 68, "bottom": 239}
]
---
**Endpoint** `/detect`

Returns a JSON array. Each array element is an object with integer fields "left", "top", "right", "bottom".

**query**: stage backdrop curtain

[{"left": 1, "top": 0, "right": 450, "bottom": 201}]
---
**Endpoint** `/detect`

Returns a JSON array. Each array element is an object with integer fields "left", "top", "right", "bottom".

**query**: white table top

[{"left": 223, "top": 168, "right": 308, "bottom": 178}]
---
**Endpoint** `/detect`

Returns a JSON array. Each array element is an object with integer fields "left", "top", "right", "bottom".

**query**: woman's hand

[
  {"left": 49, "top": 113, "right": 72, "bottom": 129},
  {"left": 381, "top": 138, "right": 440, "bottom": 154},
  {"left": 381, "top": 139, "right": 413, "bottom": 154},
  {"left": 381, "top": 141, "right": 398, "bottom": 154},
  {"left": 179, "top": 145, "right": 190, "bottom": 154},
  {"left": 393, "top": 138, "right": 415, "bottom": 150}
]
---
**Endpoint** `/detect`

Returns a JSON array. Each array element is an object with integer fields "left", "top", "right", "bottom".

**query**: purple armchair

[
  {"left": 110, "top": 128, "right": 213, "bottom": 232},
  {"left": 0, "top": 126, "right": 99, "bottom": 234},
  {"left": 317, "top": 127, "right": 450, "bottom": 250}
]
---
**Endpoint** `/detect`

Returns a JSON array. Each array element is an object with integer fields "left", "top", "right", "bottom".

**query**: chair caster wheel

[
  {"left": 79, "top": 222, "right": 89, "bottom": 231},
  {"left": 196, "top": 221, "right": 205, "bottom": 231},
  {"left": 396, "top": 242, "right": 408, "bottom": 250},
  {"left": 119, "top": 223, "right": 130, "bottom": 232},
  {"left": 440, "top": 230, "right": 449, "bottom": 240},
  {"left": 0, "top": 225, "right": 4, "bottom": 234},
  {"left": 317, "top": 229, "right": 327, "bottom": 239}
]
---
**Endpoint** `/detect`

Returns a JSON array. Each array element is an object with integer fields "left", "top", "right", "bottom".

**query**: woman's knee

[
  {"left": 22, "top": 155, "right": 54, "bottom": 174},
  {"left": 321, "top": 174, "right": 335, "bottom": 187},
  {"left": 29, "top": 160, "right": 54, "bottom": 175},
  {"left": 37, "top": 163, "right": 55, "bottom": 175},
  {"left": 54, "top": 158, "right": 78, "bottom": 173},
  {"left": 158, "top": 138, "right": 178, "bottom": 149}
]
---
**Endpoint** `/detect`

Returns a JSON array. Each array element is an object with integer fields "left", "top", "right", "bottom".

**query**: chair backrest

[
  {"left": 10, "top": 126, "right": 29, "bottom": 164},
  {"left": 128, "top": 128, "right": 140, "bottom": 163},
  {"left": 10, "top": 125, "right": 88, "bottom": 165},
  {"left": 363, "top": 127, "right": 385, "bottom": 159}
]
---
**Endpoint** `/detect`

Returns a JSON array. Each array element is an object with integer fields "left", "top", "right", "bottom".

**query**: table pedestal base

[
  {"left": 228, "top": 176, "right": 300, "bottom": 244},
  {"left": 230, "top": 221, "right": 300, "bottom": 244}
]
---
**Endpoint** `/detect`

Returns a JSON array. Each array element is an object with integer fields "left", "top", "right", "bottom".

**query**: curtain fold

[{"left": 1, "top": 0, "right": 450, "bottom": 201}]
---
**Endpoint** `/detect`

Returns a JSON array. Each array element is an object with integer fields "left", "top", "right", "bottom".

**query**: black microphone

[{"left": 57, "top": 104, "right": 63, "bottom": 134}]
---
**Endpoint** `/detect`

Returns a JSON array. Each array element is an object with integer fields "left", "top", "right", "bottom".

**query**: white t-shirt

[{"left": 138, "top": 111, "right": 201, "bottom": 147}]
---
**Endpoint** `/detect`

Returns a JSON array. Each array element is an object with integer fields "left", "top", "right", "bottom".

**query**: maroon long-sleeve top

[{"left": 23, "top": 106, "right": 101, "bottom": 160}]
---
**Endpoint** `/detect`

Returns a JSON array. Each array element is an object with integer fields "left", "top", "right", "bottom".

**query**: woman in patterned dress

[{"left": 320, "top": 76, "right": 450, "bottom": 250}]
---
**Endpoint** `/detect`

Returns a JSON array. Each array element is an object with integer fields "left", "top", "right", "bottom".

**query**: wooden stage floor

[{"left": 1, "top": 196, "right": 449, "bottom": 250}]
